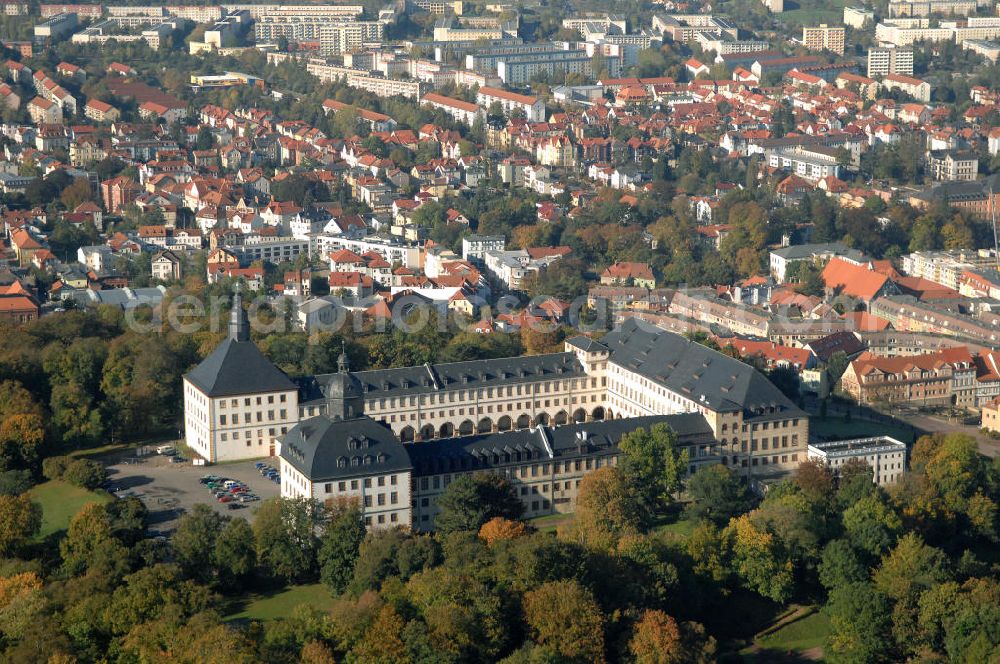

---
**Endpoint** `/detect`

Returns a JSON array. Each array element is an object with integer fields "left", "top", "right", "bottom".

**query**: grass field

[
  {"left": 226, "top": 583, "right": 338, "bottom": 621},
  {"left": 811, "top": 416, "right": 914, "bottom": 443},
  {"left": 758, "top": 609, "right": 831, "bottom": 652},
  {"left": 778, "top": 0, "right": 848, "bottom": 26},
  {"left": 654, "top": 515, "right": 697, "bottom": 538},
  {"left": 28, "top": 480, "right": 112, "bottom": 537},
  {"left": 528, "top": 512, "right": 574, "bottom": 533}
]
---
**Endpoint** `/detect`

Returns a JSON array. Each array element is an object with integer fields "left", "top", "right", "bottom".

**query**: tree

[
  {"left": 842, "top": 492, "right": 902, "bottom": 559},
  {"left": 685, "top": 465, "right": 753, "bottom": 525},
  {"left": 826, "top": 582, "right": 895, "bottom": 664},
  {"left": 105, "top": 564, "right": 216, "bottom": 636},
  {"left": 60, "top": 178, "right": 94, "bottom": 210},
  {"left": 214, "top": 517, "right": 256, "bottom": 588},
  {"left": 819, "top": 539, "right": 869, "bottom": 591},
  {"left": 617, "top": 423, "right": 689, "bottom": 521},
  {"left": 60, "top": 501, "right": 129, "bottom": 578},
  {"left": 523, "top": 579, "right": 605, "bottom": 663},
  {"left": 794, "top": 459, "right": 835, "bottom": 505},
  {"left": 253, "top": 497, "right": 326, "bottom": 582},
  {"left": 434, "top": 473, "right": 523, "bottom": 534},
  {"left": 724, "top": 514, "right": 794, "bottom": 603},
  {"left": 873, "top": 533, "right": 951, "bottom": 649},
  {"left": 173, "top": 504, "right": 226, "bottom": 583},
  {"left": 61, "top": 458, "right": 107, "bottom": 489},
  {"left": 629, "top": 609, "right": 715, "bottom": 664},
  {"left": 350, "top": 605, "right": 409, "bottom": 664},
  {"left": 767, "top": 366, "right": 801, "bottom": 401},
  {"left": 318, "top": 500, "right": 366, "bottom": 594},
  {"left": 478, "top": 516, "right": 527, "bottom": 545},
  {"left": 195, "top": 125, "right": 215, "bottom": 151},
  {"left": 629, "top": 610, "right": 683, "bottom": 664},
  {"left": 572, "top": 467, "right": 642, "bottom": 550},
  {"left": 0, "top": 494, "right": 41, "bottom": 556}
]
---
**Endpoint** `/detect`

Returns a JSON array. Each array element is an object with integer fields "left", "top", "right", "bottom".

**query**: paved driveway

[{"left": 103, "top": 453, "right": 281, "bottom": 534}]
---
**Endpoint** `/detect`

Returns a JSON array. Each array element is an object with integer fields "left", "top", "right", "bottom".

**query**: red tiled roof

[{"left": 821, "top": 257, "right": 891, "bottom": 301}]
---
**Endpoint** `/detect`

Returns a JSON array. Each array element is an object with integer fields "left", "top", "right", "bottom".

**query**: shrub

[
  {"left": 63, "top": 459, "right": 107, "bottom": 490},
  {"left": 41, "top": 456, "right": 72, "bottom": 482}
]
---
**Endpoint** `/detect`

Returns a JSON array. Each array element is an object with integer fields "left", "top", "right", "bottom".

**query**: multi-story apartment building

[
  {"left": 766, "top": 146, "right": 842, "bottom": 182},
  {"left": 476, "top": 86, "right": 546, "bottom": 121},
  {"left": 926, "top": 150, "right": 979, "bottom": 181},
  {"left": 34, "top": 12, "right": 79, "bottom": 41},
  {"left": 223, "top": 4, "right": 364, "bottom": 19},
  {"left": 867, "top": 47, "right": 914, "bottom": 77},
  {"left": 667, "top": 289, "right": 771, "bottom": 337},
  {"left": 802, "top": 25, "right": 845, "bottom": 55},
  {"left": 421, "top": 92, "right": 483, "bottom": 125},
  {"left": 462, "top": 234, "right": 506, "bottom": 263},
  {"left": 901, "top": 249, "right": 998, "bottom": 289},
  {"left": 497, "top": 55, "right": 593, "bottom": 84},
  {"left": 769, "top": 242, "right": 867, "bottom": 283},
  {"left": 841, "top": 347, "right": 977, "bottom": 408},
  {"left": 844, "top": 6, "right": 874, "bottom": 28},
  {"left": 882, "top": 73, "right": 931, "bottom": 102},
  {"left": 230, "top": 236, "right": 309, "bottom": 264},
  {"left": 652, "top": 14, "right": 738, "bottom": 42},
  {"left": 889, "top": 0, "right": 979, "bottom": 17},
  {"left": 255, "top": 17, "right": 383, "bottom": 55},
  {"left": 876, "top": 17, "right": 1000, "bottom": 47},
  {"left": 40, "top": 4, "right": 102, "bottom": 18},
  {"left": 562, "top": 15, "right": 628, "bottom": 35},
  {"left": 870, "top": 295, "right": 1000, "bottom": 344}
]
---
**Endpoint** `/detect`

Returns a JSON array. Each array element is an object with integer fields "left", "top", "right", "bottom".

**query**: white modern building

[{"left": 807, "top": 437, "right": 908, "bottom": 486}]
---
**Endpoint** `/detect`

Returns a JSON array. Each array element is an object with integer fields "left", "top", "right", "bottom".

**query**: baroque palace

[{"left": 184, "top": 290, "right": 809, "bottom": 529}]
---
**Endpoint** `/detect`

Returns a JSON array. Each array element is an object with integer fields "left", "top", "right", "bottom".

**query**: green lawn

[
  {"left": 653, "top": 516, "right": 697, "bottom": 538},
  {"left": 758, "top": 609, "right": 831, "bottom": 652},
  {"left": 28, "top": 480, "right": 112, "bottom": 537},
  {"left": 528, "top": 512, "right": 574, "bottom": 533},
  {"left": 811, "top": 416, "right": 914, "bottom": 443},
  {"left": 226, "top": 583, "right": 338, "bottom": 621},
  {"left": 778, "top": 0, "right": 848, "bottom": 26}
]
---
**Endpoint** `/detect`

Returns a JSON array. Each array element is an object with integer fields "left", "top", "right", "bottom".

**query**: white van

[{"left": 156, "top": 444, "right": 175, "bottom": 455}]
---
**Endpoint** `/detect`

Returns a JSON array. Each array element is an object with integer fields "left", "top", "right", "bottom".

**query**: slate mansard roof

[
  {"left": 280, "top": 414, "right": 713, "bottom": 482},
  {"left": 280, "top": 416, "right": 412, "bottom": 482},
  {"left": 406, "top": 413, "right": 714, "bottom": 476},
  {"left": 299, "top": 352, "right": 587, "bottom": 405},
  {"left": 599, "top": 318, "right": 806, "bottom": 419}
]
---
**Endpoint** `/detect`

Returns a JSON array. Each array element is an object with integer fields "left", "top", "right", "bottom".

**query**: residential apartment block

[
  {"left": 802, "top": 25, "right": 845, "bottom": 56},
  {"left": 867, "top": 47, "right": 914, "bottom": 77}
]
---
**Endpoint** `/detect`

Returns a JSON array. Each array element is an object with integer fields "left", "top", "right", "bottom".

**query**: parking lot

[{"left": 103, "top": 452, "right": 281, "bottom": 534}]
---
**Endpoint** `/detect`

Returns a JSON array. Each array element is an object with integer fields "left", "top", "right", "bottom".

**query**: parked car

[
  {"left": 254, "top": 462, "right": 266, "bottom": 469},
  {"left": 217, "top": 495, "right": 233, "bottom": 503},
  {"left": 227, "top": 502, "right": 245, "bottom": 510},
  {"left": 200, "top": 475, "right": 220, "bottom": 484}
]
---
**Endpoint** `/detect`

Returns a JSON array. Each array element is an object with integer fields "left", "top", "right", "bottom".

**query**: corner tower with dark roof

[{"left": 182, "top": 286, "right": 300, "bottom": 462}]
